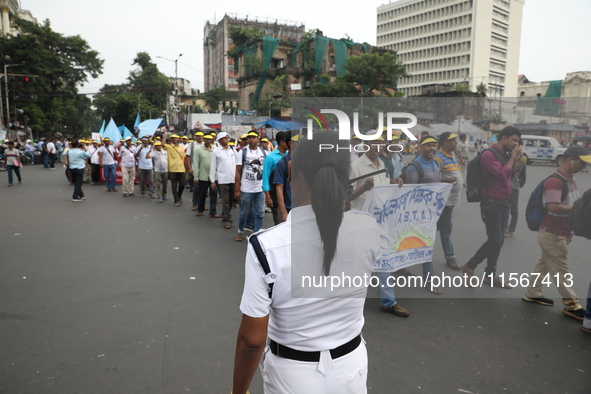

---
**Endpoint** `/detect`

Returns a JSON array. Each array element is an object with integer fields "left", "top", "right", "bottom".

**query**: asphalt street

[{"left": 1, "top": 162, "right": 590, "bottom": 394}]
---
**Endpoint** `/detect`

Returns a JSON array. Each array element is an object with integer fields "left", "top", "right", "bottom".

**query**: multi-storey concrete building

[
  {"left": 203, "top": 14, "right": 305, "bottom": 92},
  {"left": 377, "top": 0, "right": 525, "bottom": 98}
]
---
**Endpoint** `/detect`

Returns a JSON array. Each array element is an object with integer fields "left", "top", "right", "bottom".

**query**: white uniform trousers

[{"left": 261, "top": 340, "right": 367, "bottom": 394}]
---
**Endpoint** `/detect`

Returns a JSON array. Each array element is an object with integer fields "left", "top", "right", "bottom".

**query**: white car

[{"left": 521, "top": 135, "right": 567, "bottom": 166}]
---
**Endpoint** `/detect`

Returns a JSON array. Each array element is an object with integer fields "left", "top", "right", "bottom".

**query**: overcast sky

[{"left": 24, "top": 0, "right": 591, "bottom": 95}]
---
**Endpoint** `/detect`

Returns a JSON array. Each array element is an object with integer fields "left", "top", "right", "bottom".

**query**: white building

[
  {"left": 0, "top": 0, "right": 37, "bottom": 36},
  {"left": 518, "top": 71, "right": 591, "bottom": 126},
  {"left": 377, "top": 0, "right": 525, "bottom": 98}
]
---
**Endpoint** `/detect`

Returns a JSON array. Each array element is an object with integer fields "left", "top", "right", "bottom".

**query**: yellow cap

[
  {"left": 154, "top": 142, "right": 162, "bottom": 146},
  {"left": 229, "top": 141, "right": 235, "bottom": 146},
  {"left": 420, "top": 137, "right": 438, "bottom": 146},
  {"left": 447, "top": 133, "right": 458, "bottom": 140},
  {"left": 195, "top": 131, "right": 204, "bottom": 136},
  {"left": 182, "top": 136, "right": 188, "bottom": 139},
  {"left": 246, "top": 131, "right": 259, "bottom": 137},
  {"left": 170, "top": 134, "right": 180, "bottom": 138},
  {"left": 203, "top": 134, "right": 214, "bottom": 140},
  {"left": 580, "top": 154, "right": 591, "bottom": 164},
  {"left": 261, "top": 138, "right": 269, "bottom": 143},
  {"left": 240, "top": 134, "right": 248, "bottom": 139}
]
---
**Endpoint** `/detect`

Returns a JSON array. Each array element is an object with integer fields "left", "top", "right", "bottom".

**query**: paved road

[{"left": 1, "top": 164, "right": 590, "bottom": 393}]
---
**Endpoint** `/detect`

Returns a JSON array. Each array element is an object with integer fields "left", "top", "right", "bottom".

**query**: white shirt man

[{"left": 210, "top": 132, "right": 237, "bottom": 226}]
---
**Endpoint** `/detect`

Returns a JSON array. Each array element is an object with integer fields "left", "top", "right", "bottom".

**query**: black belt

[{"left": 269, "top": 334, "right": 361, "bottom": 362}]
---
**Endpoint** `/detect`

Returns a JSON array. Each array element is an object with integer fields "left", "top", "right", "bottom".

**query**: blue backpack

[{"left": 525, "top": 174, "right": 568, "bottom": 231}]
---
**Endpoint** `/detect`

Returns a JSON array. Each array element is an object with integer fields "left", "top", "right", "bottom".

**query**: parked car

[{"left": 520, "top": 135, "right": 567, "bottom": 166}]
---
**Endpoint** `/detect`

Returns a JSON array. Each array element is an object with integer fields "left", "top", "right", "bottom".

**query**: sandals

[
  {"left": 235, "top": 233, "right": 244, "bottom": 242},
  {"left": 209, "top": 214, "right": 221, "bottom": 218},
  {"left": 426, "top": 282, "right": 442, "bottom": 295},
  {"left": 196, "top": 212, "right": 203, "bottom": 216}
]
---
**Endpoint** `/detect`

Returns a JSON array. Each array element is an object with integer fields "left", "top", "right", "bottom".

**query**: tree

[
  {"left": 227, "top": 25, "right": 264, "bottom": 47},
  {"left": 0, "top": 17, "right": 103, "bottom": 136},
  {"left": 303, "top": 52, "right": 408, "bottom": 98},
  {"left": 343, "top": 52, "right": 408, "bottom": 96},
  {"left": 93, "top": 52, "right": 171, "bottom": 129},
  {"left": 252, "top": 75, "right": 291, "bottom": 117}
]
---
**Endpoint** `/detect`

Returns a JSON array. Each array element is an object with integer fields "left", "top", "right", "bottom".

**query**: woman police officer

[{"left": 232, "top": 131, "right": 383, "bottom": 393}]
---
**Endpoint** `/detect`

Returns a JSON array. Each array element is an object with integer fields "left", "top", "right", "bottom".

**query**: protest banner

[{"left": 363, "top": 183, "right": 452, "bottom": 272}]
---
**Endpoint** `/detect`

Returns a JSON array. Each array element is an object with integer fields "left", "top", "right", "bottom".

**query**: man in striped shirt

[{"left": 434, "top": 132, "right": 464, "bottom": 271}]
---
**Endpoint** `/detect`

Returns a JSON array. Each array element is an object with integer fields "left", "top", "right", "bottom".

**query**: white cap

[
  {"left": 216, "top": 132, "right": 228, "bottom": 140},
  {"left": 125, "top": 136, "right": 132, "bottom": 141}
]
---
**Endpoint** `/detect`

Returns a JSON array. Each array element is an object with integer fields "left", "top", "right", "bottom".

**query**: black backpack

[
  {"left": 465, "top": 148, "right": 505, "bottom": 202},
  {"left": 569, "top": 188, "right": 591, "bottom": 239}
]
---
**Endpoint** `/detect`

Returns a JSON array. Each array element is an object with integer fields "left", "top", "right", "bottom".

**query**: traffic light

[{"left": 23, "top": 77, "right": 30, "bottom": 82}]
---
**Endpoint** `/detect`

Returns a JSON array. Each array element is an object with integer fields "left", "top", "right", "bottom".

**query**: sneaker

[
  {"left": 505, "top": 231, "right": 514, "bottom": 238},
  {"left": 72, "top": 198, "right": 83, "bottom": 202},
  {"left": 81, "top": 196, "right": 86, "bottom": 201},
  {"left": 523, "top": 296, "right": 554, "bottom": 306},
  {"left": 563, "top": 308, "right": 585, "bottom": 321},
  {"left": 157, "top": 199, "right": 163, "bottom": 203},
  {"left": 244, "top": 225, "right": 254, "bottom": 232},
  {"left": 380, "top": 304, "right": 410, "bottom": 317},
  {"left": 265, "top": 207, "right": 272, "bottom": 213}
]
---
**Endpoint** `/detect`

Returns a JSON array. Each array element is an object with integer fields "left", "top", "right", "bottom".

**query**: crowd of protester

[{"left": 3, "top": 125, "right": 590, "bottom": 393}]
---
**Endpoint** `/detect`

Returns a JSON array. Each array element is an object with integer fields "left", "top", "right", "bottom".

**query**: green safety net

[
  {"left": 292, "top": 34, "right": 368, "bottom": 83},
  {"left": 234, "top": 42, "right": 258, "bottom": 77},
  {"left": 314, "top": 35, "right": 330, "bottom": 83},
  {"left": 330, "top": 39, "right": 367, "bottom": 76},
  {"left": 253, "top": 36, "right": 280, "bottom": 104},
  {"left": 292, "top": 42, "right": 302, "bottom": 67},
  {"left": 536, "top": 80, "right": 563, "bottom": 116}
]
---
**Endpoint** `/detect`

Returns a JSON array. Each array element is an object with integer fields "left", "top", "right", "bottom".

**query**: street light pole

[
  {"left": 156, "top": 54, "right": 182, "bottom": 126},
  {"left": 4, "top": 64, "right": 24, "bottom": 128}
]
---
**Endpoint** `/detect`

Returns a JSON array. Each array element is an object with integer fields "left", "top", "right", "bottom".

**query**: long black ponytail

[{"left": 292, "top": 131, "right": 350, "bottom": 275}]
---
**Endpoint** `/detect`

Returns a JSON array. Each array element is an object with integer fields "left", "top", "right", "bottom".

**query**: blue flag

[{"left": 134, "top": 113, "right": 141, "bottom": 132}]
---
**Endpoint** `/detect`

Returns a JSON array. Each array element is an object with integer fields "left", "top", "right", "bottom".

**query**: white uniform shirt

[
  {"left": 150, "top": 149, "right": 168, "bottom": 173},
  {"left": 240, "top": 205, "right": 381, "bottom": 351},
  {"left": 88, "top": 145, "right": 101, "bottom": 165},
  {"left": 119, "top": 145, "right": 136, "bottom": 167},
  {"left": 350, "top": 154, "right": 390, "bottom": 211},
  {"left": 236, "top": 146, "right": 266, "bottom": 193},
  {"left": 98, "top": 146, "right": 117, "bottom": 165},
  {"left": 46, "top": 142, "right": 57, "bottom": 154},
  {"left": 210, "top": 145, "right": 236, "bottom": 184},
  {"left": 136, "top": 146, "right": 153, "bottom": 170}
]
